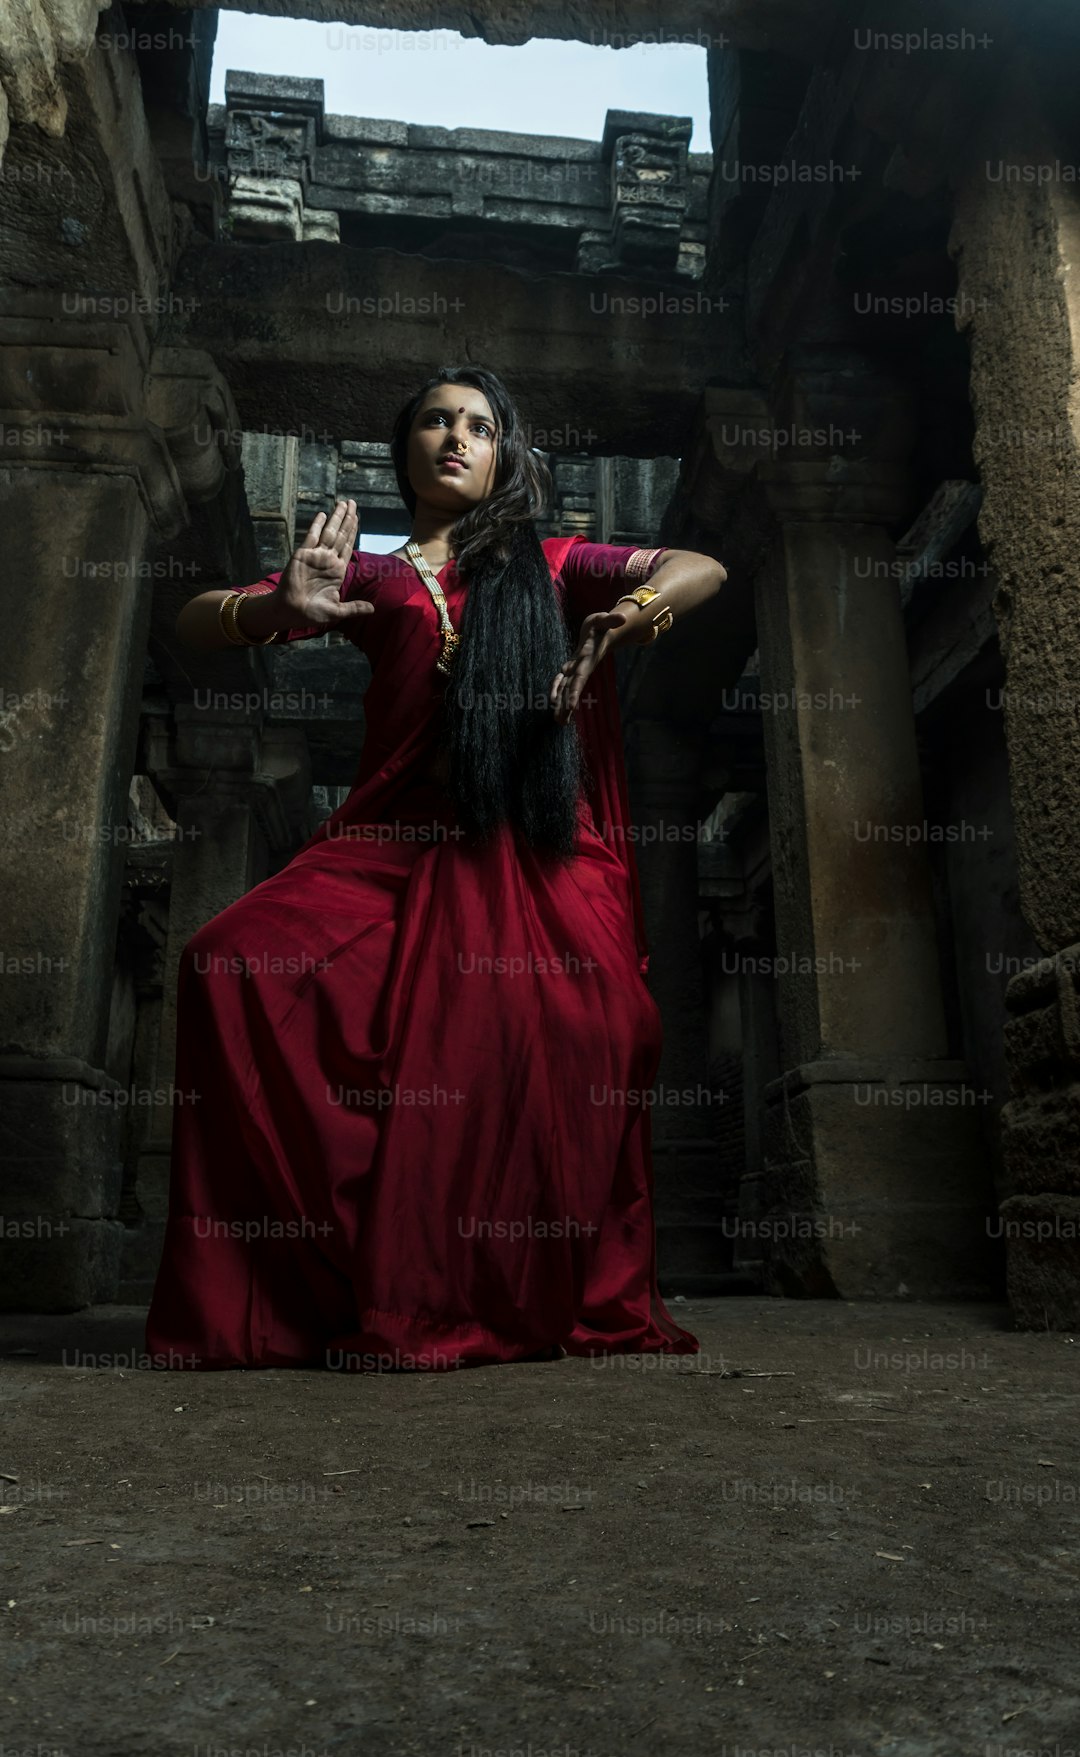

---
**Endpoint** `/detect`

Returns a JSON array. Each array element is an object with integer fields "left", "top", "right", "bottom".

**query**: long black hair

[{"left": 389, "top": 365, "right": 585, "bottom": 860}]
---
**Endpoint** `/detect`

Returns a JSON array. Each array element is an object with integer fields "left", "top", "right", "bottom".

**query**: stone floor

[{"left": 1, "top": 1297, "right": 1077, "bottom": 1757}]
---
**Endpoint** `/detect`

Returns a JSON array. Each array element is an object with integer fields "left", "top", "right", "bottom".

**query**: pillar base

[
  {"left": 0, "top": 1219, "right": 125, "bottom": 1313},
  {"left": 998, "top": 1195, "right": 1080, "bottom": 1330},
  {"left": 0, "top": 1057, "right": 126, "bottom": 1310},
  {"left": 998, "top": 949, "right": 1080, "bottom": 1328},
  {"left": 749, "top": 1058, "right": 997, "bottom": 1299}
]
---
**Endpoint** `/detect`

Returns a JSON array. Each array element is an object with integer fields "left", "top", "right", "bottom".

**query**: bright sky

[{"left": 209, "top": 14, "right": 711, "bottom": 149}]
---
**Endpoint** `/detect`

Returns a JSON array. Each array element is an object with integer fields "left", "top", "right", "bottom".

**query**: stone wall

[
  {"left": 205, "top": 71, "right": 710, "bottom": 276},
  {"left": 948, "top": 43, "right": 1080, "bottom": 1326},
  {"left": 3, "top": 1, "right": 1079, "bottom": 1323}
]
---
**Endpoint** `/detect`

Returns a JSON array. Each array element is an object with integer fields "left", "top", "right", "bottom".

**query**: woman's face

[{"left": 406, "top": 383, "right": 499, "bottom": 512}]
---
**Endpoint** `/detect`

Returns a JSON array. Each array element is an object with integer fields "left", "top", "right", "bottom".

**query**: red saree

[{"left": 145, "top": 536, "right": 699, "bottom": 1369}]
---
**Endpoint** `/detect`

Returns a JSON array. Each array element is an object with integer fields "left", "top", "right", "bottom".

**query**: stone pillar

[
  {"left": 130, "top": 705, "right": 315, "bottom": 1297},
  {"left": 0, "top": 332, "right": 255, "bottom": 1309},
  {"left": 241, "top": 429, "right": 301, "bottom": 572},
  {"left": 949, "top": 57, "right": 1080, "bottom": 1326},
  {"left": 0, "top": 466, "right": 154, "bottom": 1306},
  {"left": 0, "top": 346, "right": 252, "bottom": 1311},
  {"left": 750, "top": 366, "right": 994, "bottom": 1298},
  {"left": 0, "top": 27, "right": 261, "bottom": 1308},
  {"left": 625, "top": 717, "right": 726, "bottom": 1289}
]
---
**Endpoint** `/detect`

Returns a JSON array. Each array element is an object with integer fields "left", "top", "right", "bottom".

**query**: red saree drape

[{"left": 145, "top": 536, "right": 699, "bottom": 1369}]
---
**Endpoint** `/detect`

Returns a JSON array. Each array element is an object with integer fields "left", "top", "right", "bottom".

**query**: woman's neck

[{"left": 408, "top": 504, "right": 458, "bottom": 561}]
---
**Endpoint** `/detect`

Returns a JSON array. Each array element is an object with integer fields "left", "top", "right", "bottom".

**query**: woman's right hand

[{"left": 274, "top": 498, "right": 374, "bottom": 630}]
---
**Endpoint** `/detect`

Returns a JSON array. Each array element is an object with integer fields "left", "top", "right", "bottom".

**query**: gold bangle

[
  {"left": 220, "top": 589, "right": 278, "bottom": 646},
  {"left": 218, "top": 592, "right": 246, "bottom": 645},
  {"left": 615, "top": 584, "right": 660, "bottom": 608},
  {"left": 614, "top": 582, "right": 674, "bottom": 646},
  {"left": 629, "top": 604, "right": 674, "bottom": 646}
]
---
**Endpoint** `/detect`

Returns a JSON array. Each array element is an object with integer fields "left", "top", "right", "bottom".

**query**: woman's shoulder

[
  {"left": 540, "top": 534, "right": 589, "bottom": 573},
  {"left": 543, "top": 535, "right": 637, "bottom": 579}
]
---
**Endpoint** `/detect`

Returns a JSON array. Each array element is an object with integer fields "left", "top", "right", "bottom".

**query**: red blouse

[{"left": 238, "top": 541, "right": 668, "bottom": 646}]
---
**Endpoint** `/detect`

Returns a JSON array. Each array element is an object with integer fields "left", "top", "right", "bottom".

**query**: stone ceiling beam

[
  {"left": 162, "top": 240, "right": 750, "bottom": 455},
  {"left": 150, "top": 0, "right": 841, "bottom": 57}
]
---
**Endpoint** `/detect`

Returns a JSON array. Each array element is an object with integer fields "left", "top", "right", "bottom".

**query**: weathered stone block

[
  {"left": 758, "top": 1065, "right": 996, "bottom": 1298},
  {"left": 1000, "top": 1085, "right": 1080, "bottom": 1197},
  {"left": 240, "top": 430, "right": 300, "bottom": 523},
  {"left": 0, "top": 1066, "right": 125, "bottom": 1218},
  {"left": 0, "top": 1217, "right": 124, "bottom": 1312},
  {"left": 301, "top": 207, "right": 339, "bottom": 244},
  {"left": 1000, "top": 1195, "right": 1080, "bottom": 1330},
  {"left": 226, "top": 173, "right": 303, "bottom": 240}
]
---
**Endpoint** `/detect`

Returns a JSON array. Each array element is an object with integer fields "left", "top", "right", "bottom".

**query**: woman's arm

[
  {"left": 175, "top": 585, "right": 298, "bottom": 651},
  {"left": 600, "top": 548, "right": 727, "bottom": 652},
  {"left": 174, "top": 499, "right": 373, "bottom": 652},
  {"left": 550, "top": 543, "right": 727, "bottom": 723}
]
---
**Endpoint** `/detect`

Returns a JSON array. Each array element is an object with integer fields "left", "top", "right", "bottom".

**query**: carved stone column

[
  {"left": 0, "top": 462, "right": 153, "bottom": 1306},
  {"left": 950, "top": 57, "right": 1080, "bottom": 1326},
  {"left": 126, "top": 700, "right": 315, "bottom": 1297},
  {"left": 0, "top": 318, "right": 249, "bottom": 1310},
  {"left": 0, "top": 24, "right": 287, "bottom": 1307},
  {"left": 0, "top": 313, "right": 197, "bottom": 1307},
  {"left": 747, "top": 366, "right": 994, "bottom": 1297}
]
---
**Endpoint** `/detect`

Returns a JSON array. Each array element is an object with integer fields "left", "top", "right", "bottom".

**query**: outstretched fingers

[
  {"left": 333, "top": 499, "right": 358, "bottom": 558},
  {"left": 320, "top": 497, "right": 352, "bottom": 554},
  {"left": 301, "top": 509, "right": 328, "bottom": 548}
]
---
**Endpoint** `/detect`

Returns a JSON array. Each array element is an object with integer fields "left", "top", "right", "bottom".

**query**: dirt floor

[{"left": 1, "top": 1296, "right": 1078, "bottom": 1757}]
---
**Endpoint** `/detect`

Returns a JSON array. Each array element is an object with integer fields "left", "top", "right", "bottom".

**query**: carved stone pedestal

[{"left": 759, "top": 1058, "right": 995, "bottom": 1298}]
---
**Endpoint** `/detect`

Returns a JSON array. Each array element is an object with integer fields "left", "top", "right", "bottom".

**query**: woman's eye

[{"left": 424, "top": 412, "right": 491, "bottom": 436}]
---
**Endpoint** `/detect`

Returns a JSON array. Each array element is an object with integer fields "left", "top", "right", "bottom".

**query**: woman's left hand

[{"left": 549, "top": 611, "right": 632, "bottom": 726}]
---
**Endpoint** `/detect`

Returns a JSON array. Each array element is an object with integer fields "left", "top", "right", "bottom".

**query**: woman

[{"left": 146, "top": 365, "right": 726, "bottom": 1370}]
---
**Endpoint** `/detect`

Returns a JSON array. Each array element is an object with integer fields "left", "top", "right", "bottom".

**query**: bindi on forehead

[{"left": 420, "top": 397, "right": 495, "bottom": 428}]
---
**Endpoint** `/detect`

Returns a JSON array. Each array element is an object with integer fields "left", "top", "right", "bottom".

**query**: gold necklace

[{"left": 404, "top": 539, "right": 460, "bottom": 675}]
